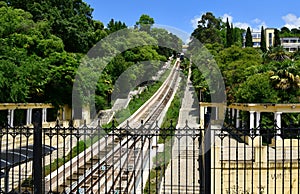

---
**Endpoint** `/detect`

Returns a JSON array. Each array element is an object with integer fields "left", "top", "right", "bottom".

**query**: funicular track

[{"left": 46, "top": 60, "right": 181, "bottom": 193}]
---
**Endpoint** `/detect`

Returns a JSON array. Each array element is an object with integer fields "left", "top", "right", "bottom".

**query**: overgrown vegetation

[
  {"left": 0, "top": 1, "right": 182, "bottom": 116},
  {"left": 114, "top": 68, "right": 171, "bottom": 125},
  {"left": 44, "top": 135, "right": 101, "bottom": 176},
  {"left": 189, "top": 12, "right": 300, "bottom": 127},
  {"left": 145, "top": 82, "right": 184, "bottom": 193}
]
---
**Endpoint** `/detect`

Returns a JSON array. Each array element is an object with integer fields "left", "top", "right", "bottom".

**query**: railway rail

[{"left": 45, "top": 59, "right": 181, "bottom": 193}]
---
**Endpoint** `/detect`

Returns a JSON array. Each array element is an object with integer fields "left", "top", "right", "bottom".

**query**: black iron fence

[{"left": 0, "top": 113, "right": 300, "bottom": 193}]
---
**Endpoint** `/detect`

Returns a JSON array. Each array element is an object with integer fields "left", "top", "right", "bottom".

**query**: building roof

[{"left": 200, "top": 102, "right": 300, "bottom": 113}]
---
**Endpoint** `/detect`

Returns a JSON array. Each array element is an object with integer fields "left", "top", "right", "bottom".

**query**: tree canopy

[
  {"left": 260, "top": 26, "right": 267, "bottom": 52},
  {"left": 135, "top": 14, "right": 155, "bottom": 32},
  {"left": 191, "top": 12, "right": 223, "bottom": 44},
  {"left": 1, "top": 5, "right": 299, "bottom": 127},
  {"left": 0, "top": 1, "right": 183, "bottom": 112},
  {"left": 245, "top": 27, "right": 253, "bottom": 47}
]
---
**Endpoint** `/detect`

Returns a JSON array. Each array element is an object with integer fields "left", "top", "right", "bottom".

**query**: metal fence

[{"left": 0, "top": 112, "right": 300, "bottom": 194}]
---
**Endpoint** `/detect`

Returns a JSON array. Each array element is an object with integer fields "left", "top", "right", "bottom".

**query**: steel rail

[{"left": 46, "top": 59, "right": 181, "bottom": 193}]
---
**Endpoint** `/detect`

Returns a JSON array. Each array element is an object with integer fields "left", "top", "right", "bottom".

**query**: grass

[
  {"left": 158, "top": 93, "right": 181, "bottom": 143},
  {"left": 144, "top": 89, "right": 183, "bottom": 193},
  {"left": 42, "top": 63, "right": 173, "bottom": 178},
  {"left": 114, "top": 68, "right": 171, "bottom": 125},
  {"left": 43, "top": 133, "right": 103, "bottom": 177},
  {"left": 144, "top": 165, "right": 166, "bottom": 194}
]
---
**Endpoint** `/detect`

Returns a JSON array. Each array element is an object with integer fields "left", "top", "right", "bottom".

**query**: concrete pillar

[
  {"left": 200, "top": 106, "right": 205, "bottom": 129},
  {"left": 82, "top": 105, "right": 91, "bottom": 124},
  {"left": 274, "top": 112, "right": 282, "bottom": 139},
  {"left": 26, "top": 109, "right": 30, "bottom": 125},
  {"left": 7, "top": 110, "right": 11, "bottom": 126},
  {"left": 11, "top": 109, "right": 14, "bottom": 127},
  {"left": 72, "top": 108, "right": 74, "bottom": 120},
  {"left": 8, "top": 109, "right": 14, "bottom": 127},
  {"left": 249, "top": 111, "right": 255, "bottom": 135},
  {"left": 215, "top": 106, "right": 218, "bottom": 120},
  {"left": 29, "top": 108, "right": 32, "bottom": 124},
  {"left": 236, "top": 110, "right": 240, "bottom": 128},
  {"left": 26, "top": 108, "right": 33, "bottom": 125},
  {"left": 62, "top": 107, "right": 65, "bottom": 120},
  {"left": 45, "top": 108, "right": 47, "bottom": 122},
  {"left": 42, "top": 108, "right": 47, "bottom": 123},
  {"left": 232, "top": 108, "right": 235, "bottom": 121},
  {"left": 256, "top": 112, "right": 261, "bottom": 135}
]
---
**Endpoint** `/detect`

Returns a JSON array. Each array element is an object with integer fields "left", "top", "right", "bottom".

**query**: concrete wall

[{"left": 212, "top": 136, "right": 300, "bottom": 193}]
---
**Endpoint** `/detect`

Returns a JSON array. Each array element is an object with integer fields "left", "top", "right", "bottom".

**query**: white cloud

[
  {"left": 252, "top": 18, "right": 262, "bottom": 24},
  {"left": 222, "top": 13, "right": 233, "bottom": 23},
  {"left": 223, "top": 13, "right": 266, "bottom": 31},
  {"left": 234, "top": 22, "right": 251, "bottom": 30},
  {"left": 282, "top": 13, "right": 300, "bottom": 29},
  {"left": 190, "top": 13, "right": 266, "bottom": 31},
  {"left": 191, "top": 15, "right": 202, "bottom": 29},
  {"left": 251, "top": 22, "right": 267, "bottom": 32}
]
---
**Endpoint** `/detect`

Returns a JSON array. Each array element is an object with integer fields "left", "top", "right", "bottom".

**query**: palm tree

[
  {"left": 263, "top": 46, "right": 290, "bottom": 63},
  {"left": 269, "top": 61, "right": 300, "bottom": 102},
  {"left": 270, "top": 70, "right": 300, "bottom": 89}
]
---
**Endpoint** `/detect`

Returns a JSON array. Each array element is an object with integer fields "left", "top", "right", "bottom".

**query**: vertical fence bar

[
  {"left": 33, "top": 111, "right": 42, "bottom": 194},
  {"left": 199, "top": 128, "right": 204, "bottom": 194},
  {"left": 204, "top": 122, "right": 211, "bottom": 193},
  {"left": 204, "top": 139, "right": 211, "bottom": 194}
]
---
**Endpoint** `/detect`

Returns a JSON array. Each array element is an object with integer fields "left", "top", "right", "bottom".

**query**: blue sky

[{"left": 84, "top": 0, "right": 300, "bottom": 34}]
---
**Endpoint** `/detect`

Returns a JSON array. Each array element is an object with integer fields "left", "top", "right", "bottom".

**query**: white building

[
  {"left": 243, "top": 28, "right": 275, "bottom": 49},
  {"left": 280, "top": 37, "right": 300, "bottom": 52}
]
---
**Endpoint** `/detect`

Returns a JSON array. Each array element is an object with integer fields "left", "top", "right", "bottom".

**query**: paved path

[
  {"left": 159, "top": 62, "right": 200, "bottom": 193},
  {"left": 177, "top": 60, "right": 199, "bottom": 128}
]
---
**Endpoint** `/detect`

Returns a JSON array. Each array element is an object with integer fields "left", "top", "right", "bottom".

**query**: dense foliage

[
  {"left": 1, "top": 2, "right": 299, "bottom": 126},
  {"left": 245, "top": 27, "right": 253, "bottom": 47},
  {"left": 0, "top": 1, "right": 182, "bottom": 114},
  {"left": 189, "top": 12, "right": 300, "bottom": 126},
  {"left": 260, "top": 26, "right": 267, "bottom": 52}
]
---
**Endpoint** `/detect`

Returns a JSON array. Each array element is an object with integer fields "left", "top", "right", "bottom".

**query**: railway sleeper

[{"left": 52, "top": 186, "right": 67, "bottom": 193}]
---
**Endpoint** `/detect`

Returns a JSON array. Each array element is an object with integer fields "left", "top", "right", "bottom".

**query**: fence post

[
  {"left": 203, "top": 113, "right": 211, "bottom": 194},
  {"left": 204, "top": 127, "right": 211, "bottom": 194},
  {"left": 199, "top": 127, "right": 205, "bottom": 194},
  {"left": 33, "top": 111, "right": 42, "bottom": 194}
]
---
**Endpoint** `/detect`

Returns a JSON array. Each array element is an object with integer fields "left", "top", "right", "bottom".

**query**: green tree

[
  {"left": 225, "top": 18, "right": 233, "bottom": 47},
  {"left": 135, "top": 14, "right": 154, "bottom": 32},
  {"left": 263, "top": 46, "right": 290, "bottom": 62},
  {"left": 45, "top": 52, "right": 81, "bottom": 106},
  {"left": 260, "top": 26, "right": 267, "bottom": 52},
  {"left": 280, "top": 26, "right": 291, "bottom": 37},
  {"left": 106, "top": 19, "right": 127, "bottom": 34},
  {"left": 6, "top": 0, "right": 97, "bottom": 53},
  {"left": 236, "top": 73, "right": 278, "bottom": 103},
  {"left": 245, "top": 27, "right": 253, "bottom": 47},
  {"left": 216, "top": 46, "right": 263, "bottom": 102},
  {"left": 92, "top": 20, "right": 107, "bottom": 43},
  {"left": 269, "top": 60, "right": 300, "bottom": 102},
  {"left": 232, "top": 27, "right": 244, "bottom": 47},
  {"left": 274, "top": 29, "right": 281, "bottom": 47},
  {"left": 291, "top": 28, "right": 300, "bottom": 35},
  {"left": 150, "top": 28, "right": 182, "bottom": 59},
  {"left": 190, "top": 12, "right": 223, "bottom": 44}
]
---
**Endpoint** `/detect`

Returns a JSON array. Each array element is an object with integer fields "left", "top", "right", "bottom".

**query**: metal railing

[{"left": 0, "top": 113, "right": 300, "bottom": 193}]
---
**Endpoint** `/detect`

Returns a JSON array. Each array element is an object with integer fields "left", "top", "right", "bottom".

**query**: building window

[
  {"left": 253, "top": 42, "right": 260, "bottom": 47},
  {"left": 269, "top": 33, "right": 272, "bottom": 47}
]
